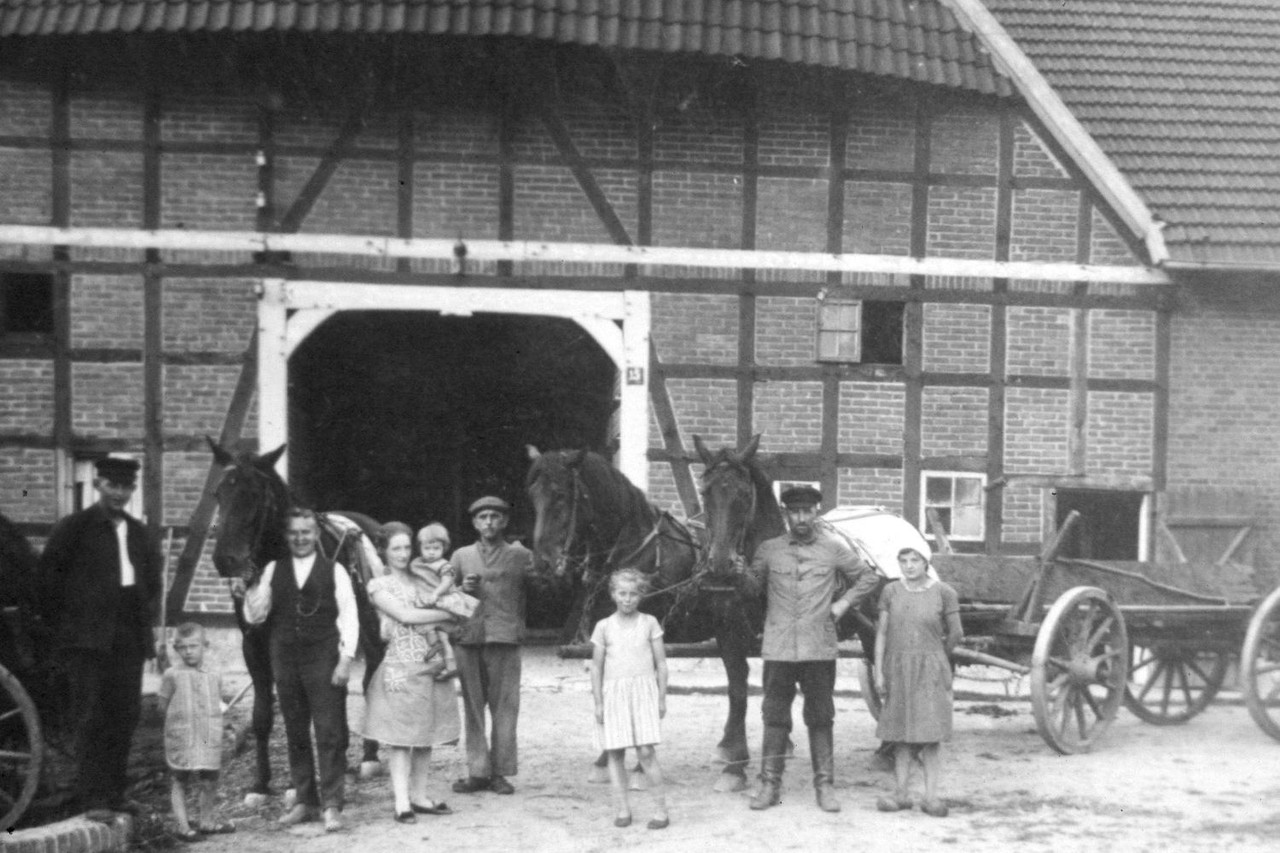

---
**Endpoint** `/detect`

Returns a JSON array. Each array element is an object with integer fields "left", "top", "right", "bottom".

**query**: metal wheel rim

[
  {"left": 1030, "top": 586, "right": 1129, "bottom": 755},
  {"left": 1241, "top": 585, "right": 1280, "bottom": 742},
  {"left": 0, "top": 662, "right": 42, "bottom": 831},
  {"left": 855, "top": 658, "right": 882, "bottom": 720},
  {"left": 1123, "top": 644, "right": 1228, "bottom": 725}
]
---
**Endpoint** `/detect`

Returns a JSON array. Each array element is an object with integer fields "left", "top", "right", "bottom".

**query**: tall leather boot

[
  {"left": 748, "top": 725, "right": 789, "bottom": 810},
  {"left": 810, "top": 725, "right": 840, "bottom": 812}
]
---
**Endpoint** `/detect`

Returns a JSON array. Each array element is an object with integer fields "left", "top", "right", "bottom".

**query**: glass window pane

[
  {"left": 953, "top": 505, "right": 983, "bottom": 537},
  {"left": 955, "top": 477, "right": 983, "bottom": 506},
  {"left": 925, "top": 476, "right": 951, "bottom": 504}
]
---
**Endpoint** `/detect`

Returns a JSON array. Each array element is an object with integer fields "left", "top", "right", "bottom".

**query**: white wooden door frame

[{"left": 258, "top": 278, "right": 651, "bottom": 491}]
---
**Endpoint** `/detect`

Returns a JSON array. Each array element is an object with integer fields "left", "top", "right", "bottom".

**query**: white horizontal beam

[{"left": 0, "top": 224, "right": 1173, "bottom": 285}]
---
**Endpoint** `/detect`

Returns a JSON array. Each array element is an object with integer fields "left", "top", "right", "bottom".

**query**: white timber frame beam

[
  {"left": 0, "top": 225, "right": 1172, "bottom": 285},
  {"left": 257, "top": 279, "right": 651, "bottom": 492}
]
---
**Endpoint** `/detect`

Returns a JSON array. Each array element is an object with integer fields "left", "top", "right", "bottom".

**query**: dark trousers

[
  {"left": 270, "top": 639, "right": 347, "bottom": 810},
  {"left": 761, "top": 660, "right": 837, "bottom": 731},
  {"left": 456, "top": 643, "right": 521, "bottom": 778},
  {"left": 66, "top": 637, "right": 144, "bottom": 808}
]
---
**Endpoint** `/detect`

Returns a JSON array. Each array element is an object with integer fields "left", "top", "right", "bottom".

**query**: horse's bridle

[
  {"left": 702, "top": 458, "right": 758, "bottom": 564},
  {"left": 217, "top": 463, "right": 283, "bottom": 586}
]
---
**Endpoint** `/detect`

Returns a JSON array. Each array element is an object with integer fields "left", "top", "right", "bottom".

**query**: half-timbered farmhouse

[{"left": 1, "top": 0, "right": 1277, "bottom": 625}]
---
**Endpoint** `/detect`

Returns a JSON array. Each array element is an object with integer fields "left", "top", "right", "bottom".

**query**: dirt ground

[{"left": 118, "top": 643, "right": 1280, "bottom": 853}]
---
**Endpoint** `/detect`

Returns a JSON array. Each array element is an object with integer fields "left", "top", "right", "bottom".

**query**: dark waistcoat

[{"left": 267, "top": 554, "right": 339, "bottom": 647}]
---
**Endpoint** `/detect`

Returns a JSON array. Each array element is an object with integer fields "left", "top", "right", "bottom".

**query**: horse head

[
  {"left": 208, "top": 438, "right": 289, "bottom": 586},
  {"left": 696, "top": 433, "right": 783, "bottom": 576},
  {"left": 525, "top": 445, "right": 591, "bottom": 577}
]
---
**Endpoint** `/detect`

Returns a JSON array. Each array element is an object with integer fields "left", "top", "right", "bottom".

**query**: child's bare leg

[
  {"left": 170, "top": 775, "right": 191, "bottom": 834},
  {"left": 919, "top": 743, "right": 942, "bottom": 802},
  {"left": 387, "top": 746, "right": 412, "bottom": 814},
  {"left": 196, "top": 777, "right": 216, "bottom": 828},
  {"left": 635, "top": 745, "right": 667, "bottom": 822},
  {"left": 892, "top": 743, "right": 913, "bottom": 799},
  {"left": 605, "top": 748, "right": 630, "bottom": 821},
  {"left": 440, "top": 633, "right": 457, "bottom": 673},
  {"left": 408, "top": 747, "right": 434, "bottom": 806}
]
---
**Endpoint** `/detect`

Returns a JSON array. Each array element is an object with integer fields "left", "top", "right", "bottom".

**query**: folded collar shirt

[{"left": 748, "top": 531, "right": 875, "bottom": 661}]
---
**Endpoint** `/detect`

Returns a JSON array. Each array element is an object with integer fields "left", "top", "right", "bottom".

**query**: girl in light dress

[
  {"left": 873, "top": 547, "right": 963, "bottom": 818},
  {"left": 590, "top": 568, "right": 670, "bottom": 830},
  {"left": 158, "top": 622, "right": 233, "bottom": 841}
]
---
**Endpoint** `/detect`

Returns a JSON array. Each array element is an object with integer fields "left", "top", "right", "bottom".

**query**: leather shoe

[
  {"left": 323, "top": 807, "right": 344, "bottom": 832},
  {"left": 277, "top": 805, "right": 317, "bottom": 827},
  {"left": 489, "top": 776, "right": 515, "bottom": 795},
  {"left": 410, "top": 801, "right": 453, "bottom": 815},
  {"left": 452, "top": 776, "right": 490, "bottom": 794},
  {"left": 922, "top": 798, "right": 949, "bottom": 818},
  {"left": 394, "top": 810, "right": 416, "bottom": 824},
  {"left": 748, "top": 781, "right": 781, "bottom": 810},
  {"left": 815, "top": 783, "right": 841, "bottom": 813}
]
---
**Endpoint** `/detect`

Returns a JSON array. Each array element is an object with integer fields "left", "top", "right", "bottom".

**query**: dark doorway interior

[
  {"left": 1054, "top": 489, "right": 1144, "bottom": 560},
  {"left": 288, "top": 310, "right": 616, "bottom": 626}
]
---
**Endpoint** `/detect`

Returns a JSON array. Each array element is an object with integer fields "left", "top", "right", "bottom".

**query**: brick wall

[
  {"left": 923, "top": 303, "right": 991, "bottom": 373},
  {"left": 71, "top": 363, "right": 144, "bottom": 437},
  {"left": 922, "top": 387, "right": 989, "bottom": 457},
  {"left": 71, "top": 275, "right": 144, "bottom": 348},
  {"left": 666, "top": 378, "right": 737, "bottom": 448},
  {"left": 651, "top": 293, "right": 738, "bottom": 365},
  {"left": 0, "top": 448, "right": 57, "bottom": 522},
  {"left": 839, "top": 382, "right": 905, "bottom": 456},
  {"left": 755, "top": 381, "right": 824, "bottom": 452},
  {"left": 0, "top": 360, "right": 55, "bottom": 434},
  {"left": 837, "top": 467, "right": 904, "bottom": 513},
  {"left": 1007, "top": 306, "right": 1071, "bottom": 375},
  {"left": 755, "top": 296, "right": 815, "bottom": 365}
]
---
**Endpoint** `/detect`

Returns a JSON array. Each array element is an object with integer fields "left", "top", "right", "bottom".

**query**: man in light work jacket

[
  {"left": 450, "top": 495, "right": 534, "bottom": 797},
  {"left": 743, "top": 485, "right": 879, "bottom": 813}
]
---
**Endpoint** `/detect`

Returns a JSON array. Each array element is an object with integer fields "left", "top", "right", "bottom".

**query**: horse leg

[
  {"left": 358, "top": 641, "right": 385, "bottom": 779},
  {"left": 714, "top": 638, "right": 751, "bottom": 793},
  {"left": 240, "top": 624, "right": 275, "bottom": 805}
]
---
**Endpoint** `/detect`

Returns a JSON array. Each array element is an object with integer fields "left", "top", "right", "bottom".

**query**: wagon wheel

[
  {"left": 855, "top": 659, "right": 882, "bottom": 720},
  {"left": 1030, "top": 586, "right": 1128, "bottom": 755},
  {"left": 0, "top": 662, "right": 42, "bottom": 831},
  {"left": 1123, "top": 643, "right": 1228, "bottom": 725},
  {"left": 1241, "top": 585, "right": 1280, "bottom": 742}
]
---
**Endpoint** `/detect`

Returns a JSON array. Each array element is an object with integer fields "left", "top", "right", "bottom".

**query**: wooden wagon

[{"left": 854, "top": 511, "right": 1278, "bottom": 755}]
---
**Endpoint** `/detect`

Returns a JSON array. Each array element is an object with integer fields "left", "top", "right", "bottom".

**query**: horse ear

[
  {"left": 740, "top": 433, "right": 762, "bottom": 464},
  {"left": 207, "top": 436, "right": 233, "bottom": 467},
  {"left": 256, "top": 444, "right": 286, "bottom": 471},
  {"left": 526, "top": 444, "right": 542, "bottom": 461},
  {"left": 692, "top": 434, "right": 713, "bottom": 466}
]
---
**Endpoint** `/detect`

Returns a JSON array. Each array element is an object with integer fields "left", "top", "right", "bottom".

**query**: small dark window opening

[
  {"left": 816, "top": 297, "right": 903, "bottom": 365},
  {"left": 1, "top": 273, "right": 55, "bottom": 335},
  {"left": 1054, "top": 489, "right": 1144, "bottom": 560}
]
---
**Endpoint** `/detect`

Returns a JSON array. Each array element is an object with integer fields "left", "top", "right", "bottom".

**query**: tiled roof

[
  {"left": 986, "top": 0, "right": 1280, "bottom": 268},
  {"left": 0, "top": 0, "right": 1014, "bottom": 96}
]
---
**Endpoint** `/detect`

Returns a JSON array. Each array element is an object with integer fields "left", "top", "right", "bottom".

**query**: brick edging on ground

[{"left": 2, "top": 814, "right": 132, "bottom": 853}]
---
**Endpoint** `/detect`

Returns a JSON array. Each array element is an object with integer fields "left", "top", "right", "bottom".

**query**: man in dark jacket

[
  {"left": 742, "top": 485, "right": 878, "bottom": 813},
  {"left": 38, "top": 457, "right": 161, "bottom": 814}
]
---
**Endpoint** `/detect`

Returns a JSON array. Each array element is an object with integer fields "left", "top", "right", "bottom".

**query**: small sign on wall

[{"left": 625, "top": 366, "right": 645, "bottom": 385}]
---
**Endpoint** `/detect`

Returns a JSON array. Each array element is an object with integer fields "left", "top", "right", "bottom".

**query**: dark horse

[
  {"left": 525, "top": 444, "right": 761, "bottom": 791},
  {"left": 696, "top": 433, "right": 884, "bottom": 669},
  {"left": 207, "top": 439, "right": 387, "bottom": 800}
]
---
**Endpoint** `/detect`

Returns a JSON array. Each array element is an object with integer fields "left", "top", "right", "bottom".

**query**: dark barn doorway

[
  {"left": 288, "top": 310, "right": 617, "bottom": 629},
  {"left": 1054, "top": 488, "right": 1145, "bottom": 560}
]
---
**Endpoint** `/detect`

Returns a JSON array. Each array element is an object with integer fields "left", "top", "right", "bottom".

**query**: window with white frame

[
  {"left": 921, "top": 472, "right": 985, "bottom": 541},
  {"left": 815, "top": 294, "right": 903, "bottom": 364}
]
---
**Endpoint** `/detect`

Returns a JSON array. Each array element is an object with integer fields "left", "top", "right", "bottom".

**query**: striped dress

[
  {"left": 158, "top": 664, "right": 223, "bottom": 771},
  {"left": 591, "top": 612, "right": 663, "bottom": 750}
]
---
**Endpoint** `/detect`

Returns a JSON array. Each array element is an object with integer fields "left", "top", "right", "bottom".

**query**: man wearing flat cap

[
  {"left": 449, "top": 495, "right": 534, "bottom": 796},
  {"left": 38, "top": 457, "right": 161, "bottom": 815},
  {"left": 742, "top": 484, "right": 878, "bottom": 813}
]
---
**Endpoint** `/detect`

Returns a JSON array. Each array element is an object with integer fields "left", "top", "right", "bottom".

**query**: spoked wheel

[
  {"left": 1123, "top": 644, "right": 1228, "bottom": 725},
  {"left": 1031, "top": 586, "right": 1129, "bottom": 754},
  {"left": 0, "top": 662, "right": 42, "bottom": 831},
  {"left": 855, "top": 659, "right": 882, "bottom": 720},
  {"left": 1241, "top": 585, "right": 1280, "bottom": 742}
]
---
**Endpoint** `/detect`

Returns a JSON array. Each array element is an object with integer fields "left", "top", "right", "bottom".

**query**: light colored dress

[
  {"left": 158, "top": 663, "right": 223, "bottom": 771},
  {"left": 359, "top": 574, "right": 462, "bottom": 748},
  {"left": 591, "top": 612, "right": 664, "bottom": 750},
  {"left": 875, "top": 579, "right": 960, "bottom": 744}
]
